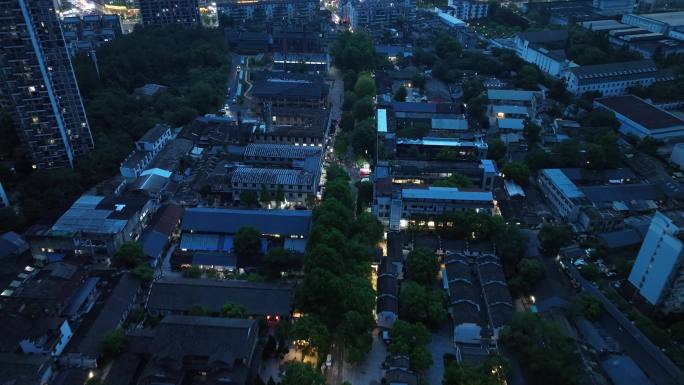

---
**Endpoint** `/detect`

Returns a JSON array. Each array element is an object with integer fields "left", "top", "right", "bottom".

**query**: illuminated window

[
  {"left": 31, "top": 116, "right": 39, "bottom": 123},
  {"left": 28, "top": 86, "right": 36, "bottom": 92},
  {"left": 496, "top": 112, "right": 504, "bottom": 119}
]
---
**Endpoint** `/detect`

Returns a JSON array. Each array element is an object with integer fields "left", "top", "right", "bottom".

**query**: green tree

[
  {"left": 0, "top": 207, "right": 27, "bottom": 233},
  {"left": 275, "top": 186, "right": 286, "bottom": 205},
  {"left": 353, "top": 97, "right": 375, "bottom": 122},
  {"left": 331, "top": 30, "right": 375, "bottom": 72},
  {"left": 501, "top": 312, "right": 579, "bottom": 385},
  {"left": 350, "top": 119, "right": 376, "bottom": 156},
  {"left": 354, "top": 73, "right": 376, "bottom": 98},
  {"left": 220, "top": 302, "right": 248, "bottom": 318},
  {"left": 131, "top": 264, "right": 153, "bottom": 282},
  {"left": 443, "top": 354, "right": 510, "bottom": 385},
  {"left": 262, "top": 248, "right": 304, "bottom": 278},
  {"left": 399, "top": 281, "right": 447, "bottom": 328},
  {"left": 281, "top": 362, "right": 326, "bottom": 385},
  {"left": 259, "top": 185, "right": 272, "bottom": 206},
  {"left": 234, "top": 226, "right": 261, "bottom": 257},
  {"left": 538, "top": 225, "right": 573, "bottom": 256},
  {"left": 509, "top": 258, "right": 545, "bottom": 294},
  {"left": 582, "top": 108, "right": 619, "bottom": 130},
  {"left": 100, "top": 328, "right": 127, "bottom": 361},
  {"left": 501, "top": 162, "right": 531, "bottom": 186},
  {"left": 572, "top": 295, "right": 603, "bottom": 321},
  {"left": 240, "top": 191, "right": 258, "bottom": 207},
  {"left": 183, "top": 266, "right": 202, "bottom": 278},
  {"left": 433, "top": 173, "right": 472, "bottom": 188},
  {"left": 323, "top": 179, "right": 354, "bottom": 209},
  {"left": 190, "top": 305, "right": 210, "bottom": 316},
  {"left": 326, "top": 164, "right": 350, "bottom": 182},
  {"left": 291, "top": 315, "right": 331, "bottom": 356},
  {"left": 523, "top": 120, "right": 542, "bottom": 143},
  {"left": 113, "top": 241, "right": 145, "bottom": 269},
  {"left": 394, "top": 86, "right": 408, "bottom": 102},
  {"left": 405, "top": 248, "right": 439, "bottom": 286},
  {"left": 487, "top": 138, "right": 507, "bottom": 163},
  {"left": 435, "top": 33, "right": 462, "bottom": 59},
  {"left": 579, "top": 264, "right": 601, "bottom": 282},
  {"left": 390, "top": 320, "right": 433, "bottom": 371}
]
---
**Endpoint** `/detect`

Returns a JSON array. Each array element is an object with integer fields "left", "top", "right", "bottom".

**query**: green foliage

[
  {"left": 399, "top": 281, "right": 448, "bottom": 329},
  {"left": 671, "top": 321, "right": 684, "bottom": 344},
  {"left": 239, "top": 191, "right": 258, "bottom": 207},
  {"left": 131, "top": 264, "right": 153, "bottom": 282},
  {"left": 509, "top": 258, "right": 545, "bottom": 294},
  {"left": 396, "top": 122, "right": 431, "bottom": 139},
  {"left": 220, "top": 302, "right": 248, "bottom": 318},
  {"left": 190, "top": 305, "right": 210, "bottom": 316},
  {"left": 234, "top": 226, "right": 261, "bottom": 257},
  {"left": 501, "top": 162, "right": 531, "bottom": 186},
  {"left": 331, "top": 30, "right": 375, "bottom": 72},
  {"left": 281, "top": 362, "right": 326, "bottom": 385},
  {"left": 291, "top": 315, "right": 331, "bottom": 356},
  {"left": 262, "top": 248, "right": 304, "bottom": 278},
  {"left": 405, "top": 248, "right": 439, "bottom": 286},
  {"left": 501, "top": 312, "right": 580, "bottom": 385},
  {"left": 567, "top": 28, "right": 642, "bottom": 66},
  {"left": 355, "top": 180, "right": 373, "bottom": 213},
  {"left": 515, "top": 65, "right": 543, "bottom": 90},
  {"left": 353, "top": 97, "right": 375, "bottom": 122},
  {"left": 443, "top": 354, "right": 510, "bottom": 385},
  {"left": 538, "top": 225, "right": 573, "bottom": 256},
  {"left": 259, "top": 185, "right": 272, "bottom": 205},
  {"left": 354, "top": 73, "right": 376, "bottom": 99},
  {"left": 394, "top": 86, "right": 408, "bottom": 102},
  {"left": 99, "top": 328, "right": 127, "bottom": 361},
  {"left": 182, "top": 266, "right": 202, "bottom": 278},
  {"left": 572, "top": 295, "right": 604, "bottom": 321},
  {"left": 350, "top": 118, "right": 376, "bottom": 156},
  {"left": 582, "top": 108, "right": 620, "bottom": 130},
  {"left": 323, "top": 179, "right": 354, "bottom": 208},
  {"left": 487, "top": 138, "right": 507, "bottom": 163},
  {"left": 579, "top": 264, "right": 601, "bottom": 282},
  {"left": 389, "top": 320, "right": 433, "bottom": 371},
  {"left": 433, "top": 174, "right": 472, "bottom": 188},
  {"left": 113, "top": 241, "right": 146, "bottom": 269},
  {"left": 523, "top": 120, "right": 542, "bottom": 143}
]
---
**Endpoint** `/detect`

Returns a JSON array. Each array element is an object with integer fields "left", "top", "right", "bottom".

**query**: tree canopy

[
  {"left": 405, "top": 248, "right": 439, "bottom": 286},
  {"left": 234, "top": 226, "right": 261, "bottom": 257}
]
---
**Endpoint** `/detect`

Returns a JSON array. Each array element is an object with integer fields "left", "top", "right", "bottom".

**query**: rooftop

[
  {"left": 487, "top": 89, "right": 538, "bottom": 102},
  {"left": 595, "top": 95, "right": 684, "bottom": 131},
  {"left": 402, "top": 187, "right": 493, "bottom": 202},
  {"left": 517, "top": 29, "right": 568, "bottom": 44},
  {"left": 568, "top": 60, "right": 658, "bottom": 79},
  {"left": 629, "top": 11, "right": 684, "bottom": 27},
  {"left": 138, "top": 124, "right": 170, "bottom": 144},
  {"left": 541, "top": 169, "right": 585, "bottom": 199},
  {"left": 243, "top": 143, "right": 321, "bottom": 159},
  {"left": 181, "top": 208, "right": 312, "bottom": 236},
  {"left": 231, "top": 167, "right": 315, "bottom": 187},
  {"left": 148, "top": 278, "right": 294, "bottom": 316},
  {"left": 397, "top": 137, "right": 488, "bottom": 149},
  {"left": 50, "top": 195, "right": 151, "bottom": 236}
]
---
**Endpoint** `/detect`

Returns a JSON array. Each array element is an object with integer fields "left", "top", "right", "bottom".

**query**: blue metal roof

[
  {"left": 601, "top": 355, "right": 654, "bottom": 385},
  {"left": 141, "top": 230, "right": 168, "bottom": 260},
  {"left": 402, "top": 187, "right": 493, "bottom": 202},
  {"left": 181, "top": 208, "right": 312, "bottom": 236},
  {"left": 377, "top": 109, "right": 388, "bottom": 133},
  {"left": 192, "top": 252, "right": 237, "bottom": 269}
]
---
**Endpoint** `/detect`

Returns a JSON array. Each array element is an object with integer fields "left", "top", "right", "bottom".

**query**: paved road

[
  {"left": 340, "top": 329, "right": 386, "bottom": 385},
  {"left": 520, "top": 229, "right": 572, "bottom": 302},
  {"left": 425, "top": 326, "right": 455, "bottom": 385},
  {"left": 565, "top": 263, "right": 684, "bottom": 385}
]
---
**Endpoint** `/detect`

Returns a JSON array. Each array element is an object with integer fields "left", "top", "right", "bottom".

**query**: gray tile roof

[
  {"left": 231, "top": 167, "right": 315, "bottom": 186},
  {"left": 244, "top": 143, "right": 321, "bottom": 159},
  {"left": 147, "top": 277, "right": 294, "bottom": 316}
]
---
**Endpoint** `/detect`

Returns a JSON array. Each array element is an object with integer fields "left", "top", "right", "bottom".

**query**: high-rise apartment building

[
  {"left": 139, "top": 0, "right": 200, "bottom": 26},
  {"left": 628, "top": 211, "right": 684, "bottom": 313},
  {"left": 343, "top": 0, "right": 416, "bottom": 31},
  {"left": 218, "top": 0, "right": 319, "bottom": 25},
  {"left": 0, "top": 0, "right": 94, "bottom": 169}
]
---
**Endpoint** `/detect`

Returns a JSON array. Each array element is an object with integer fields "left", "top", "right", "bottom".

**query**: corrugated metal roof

[
  {"left": 181, "top": 208, "right": 312, "bottom": 236},
  {"left": 402, "top": 187, "right": 493, "bottom": 201},
  {"left": 231, "top": 167, "right": 315, "bottom": 186}
]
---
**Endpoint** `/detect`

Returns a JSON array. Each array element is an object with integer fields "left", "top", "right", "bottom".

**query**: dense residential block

[{"left": 0, "top": 0, "right": 94, "bottom": 169}]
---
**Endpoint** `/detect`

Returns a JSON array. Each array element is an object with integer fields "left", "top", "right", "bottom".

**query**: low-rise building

[
  {"left": 147, "top": 277, "right": 294, "bottom": 319},
  {"left": 627, "top": 211, "right": 684, "bottom": 313},
  {"left": 621, "top": 11, "right": 684, "bottom": 39},
  {"left": 389, "top": 158, "right": 497, "bottom": 191},
  {"left": 120, "top": 124, "right": 174, "bottom": 179},
  {"left": 27, "top": 195, "right": 155, "bottom": 264},
  {"left": 564, "top": 59, "right": 673, "bottom": 96},
  {"left": 129, "top": 315, "right": 258, "bottom": 385},
  {"left": 180, "top": 208, "right": 312, "bottom": 254},
  {"left": 395, "top": 137, "right": 488, "bottom": 161},
  {"left": 593, "top": 0, "right": 635, "bottom": 16},
  {"left": 443, "top": 251, "right": 513, "bottom": 362},
  {"left": 487, "top": 89, "right": 543, "bottom": 129},
  {"left": 400, "top": 186, "right": 494, "bottom": 223},
  {"left": 251, "top": 124, "right": 326, "bottom": 147},
  {"left": 251, "top": 71, "right": 329, "bottom": 113},
  {"left": 0, "top": 353, "right": 54, "bottom": 385},
  {"left": 513, "top": 30, "right": 578, "bottom": 77},
  {"left": 140, "top": 204, "right": 184, "bottom": 265},
  {"left": 0, "top": 316, "right": 72, "bottom": 357},
  {"left": 595, "top": 95, "right": 684, "bottom": 140},
  {"left": 230, "top": 167, "right": 318, "bottom": 204},
  {"left": 377, "top": 259, "right": 399, "bottom": 329}
]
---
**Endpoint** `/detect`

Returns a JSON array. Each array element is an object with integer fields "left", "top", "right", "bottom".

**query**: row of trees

[
  {"left": 294, "top": 165, "right": 383, "bottom": 364},
  {"left": 401, "top": 248, "right": 447, "bottom": 329},
  {"left": 338, "top": 71, "right": 377, "bottom": 160}
]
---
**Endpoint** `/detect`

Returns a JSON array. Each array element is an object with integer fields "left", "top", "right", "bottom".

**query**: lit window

[
  {"left": 28, "top": 86, "right": 35, "bottom": 92},
  {"left": 31, "top": 116, "right": 39, "bottom": 123}
]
